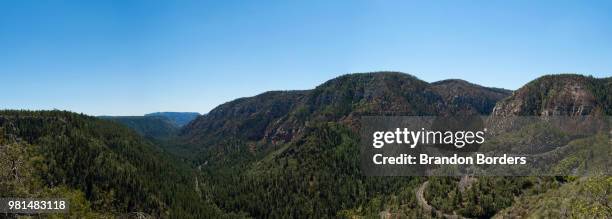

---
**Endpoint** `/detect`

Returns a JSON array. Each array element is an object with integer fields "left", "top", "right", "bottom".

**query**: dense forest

[
  {"left": 1, "top": 72, "right": 610, "bottom": 218},
  {"left": 99, "top": 115, "right": 180, "bottom": 140},
  {"left": 185, "top": 73, "right": 610, "bottom": 218},
  {"left": 0, "top": 111, "right": 231, "bottom": 218}
]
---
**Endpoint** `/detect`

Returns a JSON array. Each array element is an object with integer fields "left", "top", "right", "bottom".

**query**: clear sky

[{"left": 1, "top": 0, "right": 611, "bottom": 116}]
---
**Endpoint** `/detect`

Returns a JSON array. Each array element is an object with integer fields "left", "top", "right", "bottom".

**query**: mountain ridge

[
  {"left": 181, "top": 72, "right": 513, "bottom": 152},
  {"left": 493, "top": 74, "right": 611, "bottom": 116},
  {"left": 2, "top": 72, "right": 608, "bottom": 218},
  {"left": 175, "top": 72, "right": 609, "bottom": 218}
]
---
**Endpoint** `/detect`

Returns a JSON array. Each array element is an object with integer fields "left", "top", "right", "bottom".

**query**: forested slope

[
  {"left": 0, "top": 110, "right": 229, "bottom": 218},
  {"left": 183, "top": 72, "right": 515, "bottom": 217},
  {"left": 2, "top": 72, "right": 608, "bottom": 218},
  {"left": 183, "top": 72, "right": 609, "bottom": 218},
  {"left": 99, "top": 115, "right": 179, "bottom": 139}
]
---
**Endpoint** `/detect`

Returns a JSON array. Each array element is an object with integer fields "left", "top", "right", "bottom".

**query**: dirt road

[{"left": 416, "top": 181, "right": 468, "bottom": 219}]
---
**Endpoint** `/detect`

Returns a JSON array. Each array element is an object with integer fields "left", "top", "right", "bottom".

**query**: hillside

[
  {"left": 145, "top": 112, "right": 201, "bottom": 127},
  {"left": 431, "top": 79, "right": 511, "bottom": 115},
  {"left": 99, "top": 116, "right": 179, "bottom": 139},
  {"left": 181, "top": 72, "right": 512, "bottom": 159},
  {"left": 493, "top": 74, "right": 612, "bottom": 116},
  {"left": 485, "top": 75, "right": 612, "bottom": 217},
  {"left": 0, "top": 110, "right": 228, "bottom": 218},
  {"left": 494, "top": 176, "right": 611, "bottom": 218},
  {"left": 2, "top": 72, "right": 607, "bottom": 218},
  {"left": 425, "top": 74, "right": 611, "bottom": 218},
  {"left": 180, "top": 72, "right": 519, "bottom": 217},
  {"left": 178, "top": 72, "right": 609, "bottom": 218}
]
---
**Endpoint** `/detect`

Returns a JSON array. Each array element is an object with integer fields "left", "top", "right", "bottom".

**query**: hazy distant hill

[
  {"left": 99, "top": 112, "right": 200, "bottom": 139},
  {"left": 99, "top": 115, "right": 179, "bottom": 139},
  {"left": 145, "top": 112, "right": 200, "bottom": 127}
]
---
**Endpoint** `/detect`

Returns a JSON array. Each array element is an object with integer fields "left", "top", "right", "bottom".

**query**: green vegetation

[
  {"left": 425, "top": 176, "right": 566, "bottom": 218},
  {"left": 1, "top": 72, "right": 609, "bottom": 218},
  {"left": 185, "top": 73, "right": 609, "bottom": 218},
  {"left": 145, "top": 112, "right": 201, "bottom": 127},
  {"left": 199, "top": 122, "right": 424, "bottom": 218},
  {"left": 174, "top": 73, "right": 513, "bottom": 217},
  {"left": 496, "top": 176, "right": 611, "bottom": 218},
  {"left": 99, "top": 115, "right": 179, "bottom": 139},
  {"left": 495, "top": 74, "right": 612, "bottom": 116},
  {"left": 0, "top": 110, "right": 227, "bottom": 218}
]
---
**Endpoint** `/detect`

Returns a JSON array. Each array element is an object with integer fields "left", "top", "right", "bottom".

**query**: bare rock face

[
  {"left": 492, "top": 75, "right": 609, "bottom": 116},
  {"left": 540, "top": 83, "right": 595, "bottom": 116}
]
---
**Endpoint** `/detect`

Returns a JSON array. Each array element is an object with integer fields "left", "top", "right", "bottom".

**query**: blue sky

[{"left": 1, "top": 0, "right": 611, "bottom": 116}]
